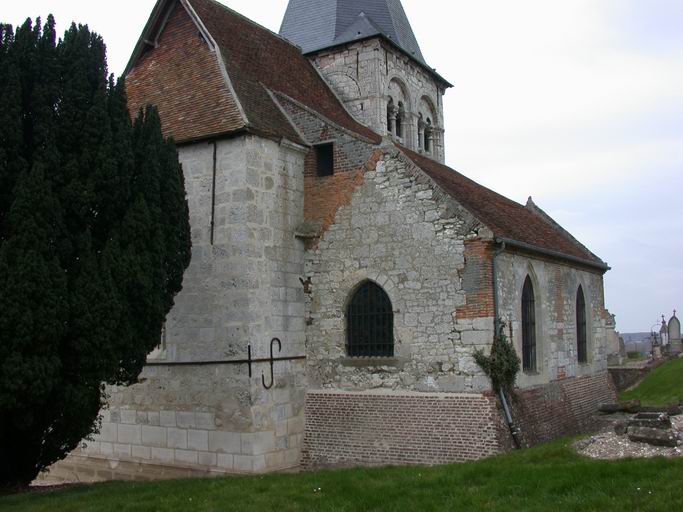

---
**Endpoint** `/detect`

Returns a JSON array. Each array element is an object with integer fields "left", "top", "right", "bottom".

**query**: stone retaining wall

[{"left": 608, "top": 358, "right": 671, "bottom": 392}]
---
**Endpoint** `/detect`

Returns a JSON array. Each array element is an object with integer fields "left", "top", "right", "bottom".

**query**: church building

[{"left": 48, "top": 0, "right": 618, "bottom": 480}]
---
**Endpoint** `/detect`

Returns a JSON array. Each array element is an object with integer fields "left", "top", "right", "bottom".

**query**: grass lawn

[
  {"left": 2, "top": 440, "right": 683, "bottom": 512},
  {"left": 620, "top": 356, "right": 683, "bottom": 406}
]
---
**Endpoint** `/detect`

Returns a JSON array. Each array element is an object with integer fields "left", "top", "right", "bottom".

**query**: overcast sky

[{"left": 3, "top": 0, "right": 682, "bottom": 332}]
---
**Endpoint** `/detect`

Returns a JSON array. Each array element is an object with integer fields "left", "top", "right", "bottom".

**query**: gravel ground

[{"left": 575, "top": 416, "right": 683, "bottom": 460}]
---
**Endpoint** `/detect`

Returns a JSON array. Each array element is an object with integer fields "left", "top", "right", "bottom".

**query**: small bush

[{"left": 473, "top": 320, "right": 521, "bottom": 394}]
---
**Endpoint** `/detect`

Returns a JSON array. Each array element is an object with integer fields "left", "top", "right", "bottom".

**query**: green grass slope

[
  {"left": 620, "top": 356, "right": 683, "bottom": 406},
  {"left": 2, "top": 440, "right": 683, "bottom": 512}
]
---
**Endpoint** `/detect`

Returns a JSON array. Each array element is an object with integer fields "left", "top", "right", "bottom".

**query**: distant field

[
  {"left": 620, "top": 356, "right": 683, "bottom": 406},
  {"left": 2, "top": 439, "right": 683, "bottom": 512}
]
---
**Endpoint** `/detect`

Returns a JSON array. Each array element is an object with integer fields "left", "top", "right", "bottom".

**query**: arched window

[
  {"left": 347, "top": 281, "right": 394, "bottom": 357},
  {"left": 521, "top": 276, "right": 537, "bottom": 372},
  {"left": 576, "top": 285, "right": 587, "bottom": 363}
]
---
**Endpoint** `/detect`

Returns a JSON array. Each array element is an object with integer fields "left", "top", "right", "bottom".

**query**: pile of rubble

[{"left": 575, "top": 404, "right": 683, "bottom": 460}]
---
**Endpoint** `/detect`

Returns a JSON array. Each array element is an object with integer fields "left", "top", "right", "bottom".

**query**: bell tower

[{"left": 280, "top": 0, "right": 451, "bottom": 163}]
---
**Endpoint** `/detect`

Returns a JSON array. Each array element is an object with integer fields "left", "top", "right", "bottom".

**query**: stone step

[
  {"left": 628, "top": 412, "right": 672, "bottom": 430},
  {"left": 627, "top": 426, "right": 679, "bottom": 448},
  {"left": 599, "top": 400, "right": 641, "bottom": 414}
]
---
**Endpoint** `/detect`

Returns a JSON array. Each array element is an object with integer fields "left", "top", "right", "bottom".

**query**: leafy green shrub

[{"left": 473, "top": 320, "right": 521, "bottom": 394}]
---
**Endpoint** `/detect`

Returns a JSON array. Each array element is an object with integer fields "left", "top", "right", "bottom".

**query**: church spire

[{"left": 280, "top": 0, "right": 426, "bottom": 65}]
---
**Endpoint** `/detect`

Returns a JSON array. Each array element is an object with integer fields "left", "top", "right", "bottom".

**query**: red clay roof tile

[
  {"left": 400, "top": 146, "right": 605, "bottom": 267},
  {"left": 127, "top": 1, "right": 604, "bottom": 269},
  {"left": 188, "top": 0, "right": 381, "bottom": 144},
  {"left": 126, "top": 2, "right": 246, "bottom": 143}
]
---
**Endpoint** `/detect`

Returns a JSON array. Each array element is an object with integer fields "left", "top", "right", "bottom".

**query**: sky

[{"left": 3, "top": 0, "right": 682, "bottom": 332}]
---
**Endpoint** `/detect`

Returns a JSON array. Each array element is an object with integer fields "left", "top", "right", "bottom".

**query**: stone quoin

[{"left": 43, "top": 0, "right": 618, "bottom": 482}]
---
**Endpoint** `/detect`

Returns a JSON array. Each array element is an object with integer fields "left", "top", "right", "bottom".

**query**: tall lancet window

[
  {"left": 576, "top": 285, "right": 588, "bottom": 363},
  {"left": 521, "top": 276, "right": 537, "bottom": 372}
]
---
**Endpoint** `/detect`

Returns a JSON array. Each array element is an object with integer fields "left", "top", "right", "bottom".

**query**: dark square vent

[{"left": 315, "top": 143, "right": 334, "bottom": 177}]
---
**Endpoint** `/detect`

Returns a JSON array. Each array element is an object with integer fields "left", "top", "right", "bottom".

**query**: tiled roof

[
  {"left": 126, "top": 0, "right": 380, "bottom": 145},
  {"left": 400, "top": 146, "right": 607, "bottom": 268},
  {"left": 125, "top": 2, "right": 246, "bottom": 143},
  {"left": 190, "top": 0, "right": 381, "bottom": 144},
  {"left": 126, "top": 1, "right": 604, "bottom": 269}
]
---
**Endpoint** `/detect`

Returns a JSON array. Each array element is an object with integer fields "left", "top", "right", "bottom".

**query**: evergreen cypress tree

[
  {"left": 0, "top": 25, "right": 27, "bottom": 242},
  {"left": 0, "top": 17, "right": 191, "bottom": 489}
]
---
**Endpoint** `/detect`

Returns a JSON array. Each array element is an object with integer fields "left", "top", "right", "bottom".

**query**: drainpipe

[
  {"left": 492, "top": 241, "right": 522, "bottom": 449},
  {"left": 210, "top": 141, "right": 217, "bottom": 245}
]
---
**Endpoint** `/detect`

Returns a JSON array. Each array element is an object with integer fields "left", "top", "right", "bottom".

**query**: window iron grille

[{"left": 347, "top": 281, "right": 394, "bottom": 357}]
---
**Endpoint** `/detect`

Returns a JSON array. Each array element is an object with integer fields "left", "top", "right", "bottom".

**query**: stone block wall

[
  {"left": 304, "top": 148, "right": 493, "bottom": 394},
  {"left": 301, "top": 390, "right": 503, "bottom": 468},
  {"left": 68, "top": 362, "right": 306, "bottom": 476},
  {"left": 47, "top": 134, "right": 309, "bottom": 480},
  {"left": 608, "top": 357, "right": 670, "bottom": 392},
  {"left": 310, "top": 39, "right": 446, "bottom": 162},
  {"left": 495, "top": 252, "right": 611, "bottom": 389}
]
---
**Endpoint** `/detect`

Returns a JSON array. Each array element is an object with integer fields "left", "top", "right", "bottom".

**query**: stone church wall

[
  {"left": 310, "top": 39, "right": 446, "bottom": 162},
  {"left": 299, "top": 147, "right": 506, "bottom": 466},
  {"left": 495, "top": 253, "right": 611, "bottom": 388},
  {"left": 494, "top": 252, "right": 617, "bottom": 445},
  {"left": 45, "top": 134, "right": 309, "bottom": 481},
  {"left": 304, "top": 149, "right": 492, "bottom": 394}
]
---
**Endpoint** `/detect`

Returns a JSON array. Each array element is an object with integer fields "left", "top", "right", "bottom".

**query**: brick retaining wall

[
  {"left": 301, "top": 390, "right": 503, "bottom": 468},
  {"left": 510, "top": 371, "right": 617, "bottom": 446}
]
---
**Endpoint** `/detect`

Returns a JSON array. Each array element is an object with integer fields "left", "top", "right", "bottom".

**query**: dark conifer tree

[
  {"left": 0, "top": 17, "right": 191, "bottom": 489},
  {"left": 0, "top": 25, "right": 26, "bottom": 242}
]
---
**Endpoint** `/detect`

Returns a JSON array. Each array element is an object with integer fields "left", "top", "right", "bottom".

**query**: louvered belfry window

[
  {"left": 521, "top": 276, "right": 537, "bottom": 372},
  {"left": 577, "top": 285, "right": 588, "bottom": 363},
  {"left": 347, "top": 281, "right": 394, "bottom": 357}
]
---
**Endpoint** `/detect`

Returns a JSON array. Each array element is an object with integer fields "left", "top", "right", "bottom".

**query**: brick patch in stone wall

[
  {"left": 304, "top": 150, "right": 383, "bottom": 237},
  {"left": 301, "top": 390, "right": 501, "bottom": 468},
  {"left": 456, "top": 240, "right": 495, "bottom": 320}
]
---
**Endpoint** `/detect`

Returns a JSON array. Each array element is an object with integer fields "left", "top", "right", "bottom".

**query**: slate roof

[
  {"left": 126, "top": 0, "right": 380, "bottom": 145},
  {"left": 280, "top": 0, "right": 434, "bottom": 73},
  {"left": 399, "top": 146, "right": 608, "bottom": 269}
]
